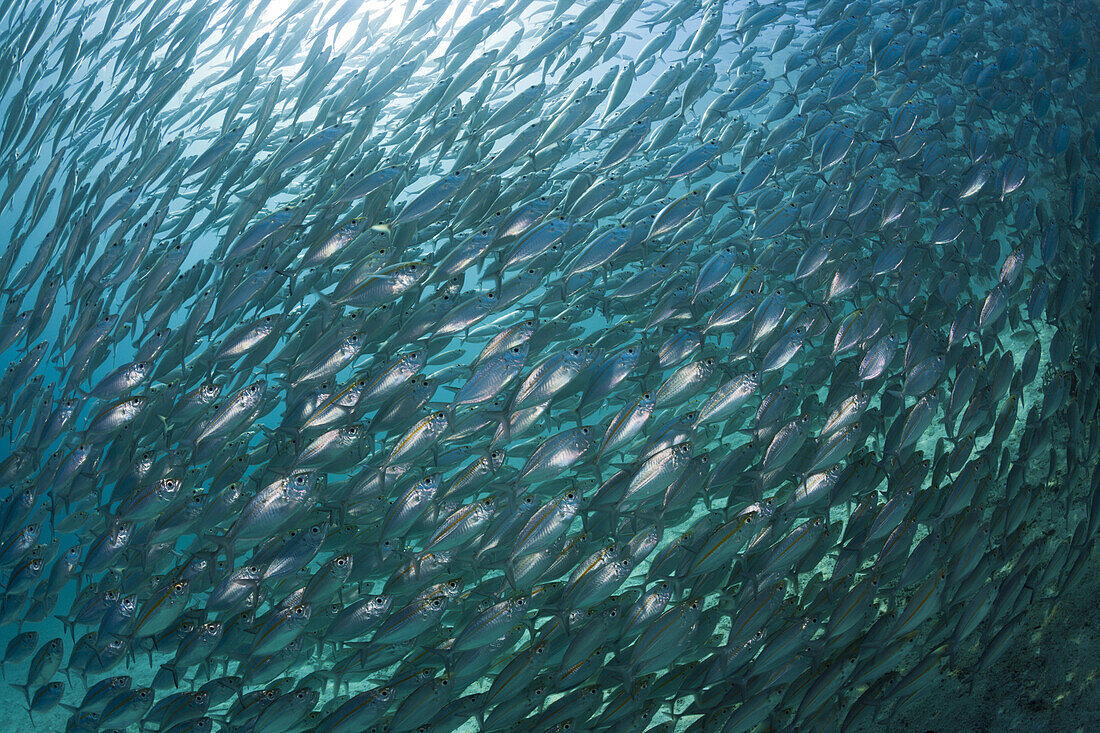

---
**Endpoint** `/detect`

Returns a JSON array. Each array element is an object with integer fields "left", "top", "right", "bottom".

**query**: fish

[{"left": 0, "top": 0, "right": 1095, "bottom": 731}]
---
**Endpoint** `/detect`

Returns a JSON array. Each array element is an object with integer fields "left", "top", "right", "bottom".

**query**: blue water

[{"left": 1, "top": 0, "right": 1099, "bottom": 731}]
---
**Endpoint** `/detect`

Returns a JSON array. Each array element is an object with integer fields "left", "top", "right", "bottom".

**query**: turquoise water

[{"left": 0, "top": 0, "right": 1098, "bottom": 731}]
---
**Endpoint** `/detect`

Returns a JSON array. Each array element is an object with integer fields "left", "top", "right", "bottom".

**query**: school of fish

[{"left": 0, "top": 0, "right": 1099, "bottom": 730}]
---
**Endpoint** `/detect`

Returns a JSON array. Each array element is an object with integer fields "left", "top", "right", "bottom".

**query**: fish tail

[
  {"left": 161, "top": 661, "right": 181, "bottom": 688},
  {"left": 203, "top": 531, "right": 236, "bottom": 572},
  {"left": 503, "top": 560, "right": 519, "bottom": 592},
  {"left": 53, "top": 613, "right": 76, "bottom": 641},
  {"left": 8, "top": 682, "right": 28, "bottom": 705}
]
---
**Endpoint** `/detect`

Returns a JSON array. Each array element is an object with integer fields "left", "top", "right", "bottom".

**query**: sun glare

[{"left": 258, "top": 0, "right": 415, "bottom": 38}]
